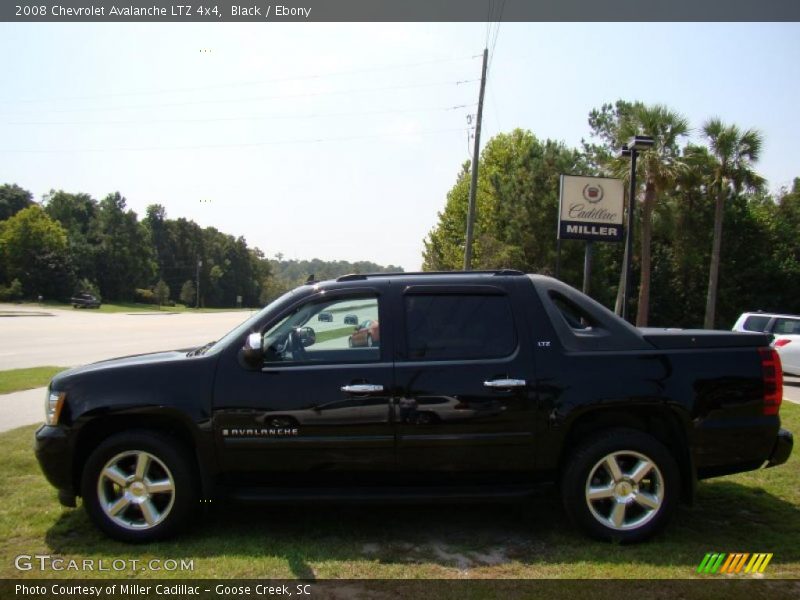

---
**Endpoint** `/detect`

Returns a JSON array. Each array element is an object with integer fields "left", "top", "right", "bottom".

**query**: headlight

[{"left": 45, "top": 390, "right": 66, "bottom": 426}]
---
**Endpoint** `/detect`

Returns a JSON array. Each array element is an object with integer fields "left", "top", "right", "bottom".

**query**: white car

[
  {"left": 733, "top": 312, "right": 800, "bottom": 376},
  {"left": 732, "top": 312, "right": 800, "bottom": 335},
  {"left": 774, "top": 336, "right": 800, "bottom": 376}
]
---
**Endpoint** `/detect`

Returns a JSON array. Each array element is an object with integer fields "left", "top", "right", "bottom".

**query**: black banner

[
  {"left": 3, "top": 0, "right": 800, "bottom": 23},
  {"left": 3, "top": 579, "right": 800, "bottom": 600}
]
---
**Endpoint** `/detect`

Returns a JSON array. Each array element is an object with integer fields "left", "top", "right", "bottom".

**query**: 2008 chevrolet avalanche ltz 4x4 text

[{"left": 35, "top": 271, "right": 793, "bottom": 543}]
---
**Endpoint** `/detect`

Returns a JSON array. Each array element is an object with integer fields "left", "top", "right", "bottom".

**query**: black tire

[
  {"left": 81, "top": 430, "right": 198, "bottom": 543},
  {"left": 560, "top": 428, "right": 680, "bottom": 543}
]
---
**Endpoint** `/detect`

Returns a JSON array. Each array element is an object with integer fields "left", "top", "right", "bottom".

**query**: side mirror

[
  {"left": 297, "top": 326, "right": 316, "bottom": 347},
  {"left": 240, "top": 332, "right": 263, "bottom": 366}
]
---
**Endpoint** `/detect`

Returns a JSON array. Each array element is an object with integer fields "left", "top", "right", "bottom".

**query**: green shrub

[
  {"left": 180, "top": 280, "right": 197, "bottom": 307},
  {"left": 134, "top": 288, "right": 156, "bottom": 304},
  {"left": 0, "top": 279, "right": 23, "bottom": 302},
  {"left": 153, "top": 280, "right": 170, "bottom": 307}
]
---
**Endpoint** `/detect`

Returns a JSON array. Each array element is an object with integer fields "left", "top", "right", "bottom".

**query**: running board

[{"left": 227, "top": 484, "right": 540, "bottom": 504}]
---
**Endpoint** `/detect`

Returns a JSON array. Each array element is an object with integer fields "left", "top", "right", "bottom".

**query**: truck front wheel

[
  {"left": 561, "top": 428, "right": 680, "bottom": 543},
  {"left": 80, "top": 431, "right": 198, "bottom": 543}
]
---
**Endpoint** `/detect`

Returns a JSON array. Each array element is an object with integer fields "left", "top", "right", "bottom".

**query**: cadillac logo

[{"left": 582, "top": 184, "right": 604, "bottom": 204}]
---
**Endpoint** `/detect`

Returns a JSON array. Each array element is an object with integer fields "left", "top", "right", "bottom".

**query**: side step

[{"left": 228, "top": 484, "right": 540, "bottom": 504}]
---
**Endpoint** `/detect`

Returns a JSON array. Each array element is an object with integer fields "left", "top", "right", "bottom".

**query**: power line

[
  {"left": 486, "top": 0, "right": 506, "bottom": 78},
  {"left": 3, "top": 126, "right": 474, "bottom": 154},
  {"left": 0, "top": 79, "right": 480, "bottom": 116},
  {"left": 0, "top": 55, "right": 481, "bottom": 105},
  {"left": 6, "top": 103, "right": 475, "bottom": 127},
  {"left": 485, "top": 0, "right": 494, "bottom": 47}
]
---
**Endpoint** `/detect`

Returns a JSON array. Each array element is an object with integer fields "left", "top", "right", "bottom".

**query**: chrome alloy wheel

[
  {"left": 584, "top": 450, "right": 664, "bottom": 531},
  {"left": 97, "top": 451, "right": 176, "bottom": 531}
]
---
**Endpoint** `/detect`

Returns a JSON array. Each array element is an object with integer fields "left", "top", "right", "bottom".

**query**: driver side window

[{"left": 262, "top": 295, "right": 381, "bottom": 365}]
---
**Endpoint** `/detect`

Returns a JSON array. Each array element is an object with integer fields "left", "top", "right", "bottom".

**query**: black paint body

[{"left": 35, "top": 273, "right": 792, "bottom": 504}]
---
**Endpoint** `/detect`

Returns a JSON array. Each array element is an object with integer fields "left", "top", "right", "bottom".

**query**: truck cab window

[
  {"left": 403, "top": 294, "right": 516, "bottom": 360},
  {"left": 261, "top": 296, "right": 380, "bottom": 364},
  {"left": 550, "top": 293, "right": 597, "bottom": 331}
]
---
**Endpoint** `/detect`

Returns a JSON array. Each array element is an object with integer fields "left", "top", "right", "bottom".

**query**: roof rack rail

[
  {"left": 492, "top": 269, "right": 525, "bottom": 276},
  {"left": 336, "top": 269, "right": 524, "bottom": 282}
]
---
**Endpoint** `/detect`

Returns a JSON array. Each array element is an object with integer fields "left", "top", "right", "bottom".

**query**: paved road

[
  {"left": 0, "top": 304, "right": 255, "bottom": 370},
  {"left": 0, "top": 305, "right": 258, "bottom": 432},
  {"left": 2, "top": 387, "right": 46, "bottom": 433},
  {"left": 785, "top": 375, "right": 800, "bottom": 405}
]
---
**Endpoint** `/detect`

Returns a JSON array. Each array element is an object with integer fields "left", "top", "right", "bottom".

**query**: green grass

[
  {"left": 315, "top": 326, "right": 357, "bottom": 344},
  {"left": 2, "top": 405, "right": 799, "bottom": 580},
  {"left": 0, "top": 367, "right": 67, "bottom": 394},
  {"left": 327, "top": 302, "right": 375, "bottom": 315}
]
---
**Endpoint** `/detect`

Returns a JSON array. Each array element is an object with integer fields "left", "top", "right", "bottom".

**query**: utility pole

[
  {"left": 463, "top": 47, "right": 489, "bottom": 271},
  {"left": 196, "top": 258, "right": 202, "bottom": 309}
]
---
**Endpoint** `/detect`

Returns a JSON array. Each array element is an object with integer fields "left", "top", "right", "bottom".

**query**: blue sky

[{"left": 1, "top": 22, "right": 798, "bottom": 271}]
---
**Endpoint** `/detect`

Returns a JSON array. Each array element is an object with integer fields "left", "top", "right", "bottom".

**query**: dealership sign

[{"left": 558, "top": 175, "right": 624, "bottom": 242}]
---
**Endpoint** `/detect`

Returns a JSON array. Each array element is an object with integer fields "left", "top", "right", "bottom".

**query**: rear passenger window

[
  {"left": 743, "top": 315, "right": 770, "bottom": 332},
  {"left": 550, "top": 292, "right": 598, "bottom": 331},
  {"left": 774, "top": 318, "right": 800, "bottom": 335},
  {"left": 404, "top": 294, "right": 516, "bottom": 360}
]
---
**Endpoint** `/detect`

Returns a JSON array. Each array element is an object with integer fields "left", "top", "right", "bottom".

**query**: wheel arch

[
  {"left": 557, "top": 403, "right": 695, "bottom": 504},
  {"left": 72, "top": 410, "right": 213, "bottom": 500}
]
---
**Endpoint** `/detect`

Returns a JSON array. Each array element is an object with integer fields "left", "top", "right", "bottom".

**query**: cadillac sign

[{"left": 558, "top": 175, "right": 624, "bottom": 242}]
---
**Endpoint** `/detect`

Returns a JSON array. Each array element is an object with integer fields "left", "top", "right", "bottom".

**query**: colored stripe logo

[{"left": 697, "top": 553, "right": 773, "bottom": 574}]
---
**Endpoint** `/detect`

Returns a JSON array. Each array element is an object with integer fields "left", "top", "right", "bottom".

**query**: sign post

[{"left": 558, "top": 175, "right": 624, "bottom": 294}]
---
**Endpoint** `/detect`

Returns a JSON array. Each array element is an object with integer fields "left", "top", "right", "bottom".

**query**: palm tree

[
  {"left": 702, "top": 119, "right": 765, "bottom": 329},
  {"left": 610, "top": 103, "right": 689, "bottom": 326}
]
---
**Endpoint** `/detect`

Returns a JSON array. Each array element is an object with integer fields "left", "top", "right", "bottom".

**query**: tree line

[
  {"left": 0, "top": 187, "right": 399, "bottom": 307},
  {"left": 423, "top": 100, "right": 800, "bottom": 329}
]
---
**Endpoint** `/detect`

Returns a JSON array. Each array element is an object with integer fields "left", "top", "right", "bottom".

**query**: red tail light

[
  {"left": 759, "top": 347, "right": 783, "bottom": 416},
  {"left": 774, "top": 339, "right": 792, "bottom": 348}
]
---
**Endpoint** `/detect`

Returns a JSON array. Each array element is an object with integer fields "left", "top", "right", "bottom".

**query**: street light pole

[
  {"left": 622, "top": 147, "right": 637, "bottom": 323},
  {"left": 620, "top": 135, "right": 654, "bottom": 324}
]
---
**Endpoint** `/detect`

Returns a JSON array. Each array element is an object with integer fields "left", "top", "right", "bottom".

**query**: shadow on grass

[{"left": 43, "top": 479, "right": 800, "bottom": 578}]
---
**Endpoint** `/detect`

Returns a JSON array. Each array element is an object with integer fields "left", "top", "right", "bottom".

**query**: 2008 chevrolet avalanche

[{"left": 35, "top": 271, "right": 793, "bottom": 543}]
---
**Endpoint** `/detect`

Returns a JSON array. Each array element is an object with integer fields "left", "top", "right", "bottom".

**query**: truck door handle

[
  {"left": 341, "top": 384, "right": 384, "bottom": 394},
  {"left": 483, "top": 378, "right": 527, "bottom": 389}
]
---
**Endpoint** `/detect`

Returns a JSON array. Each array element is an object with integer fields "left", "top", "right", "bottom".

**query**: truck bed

[{"left": 640, "top": 328, "right": 771, "bottom": 349}]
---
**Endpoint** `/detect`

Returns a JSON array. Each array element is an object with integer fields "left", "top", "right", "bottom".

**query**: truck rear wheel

[
  {"left": 561, "top": 428, "right": 680, "bottom": 543},
  {"left": 80, "top": 430, "right": 198, "bottom": 543}
]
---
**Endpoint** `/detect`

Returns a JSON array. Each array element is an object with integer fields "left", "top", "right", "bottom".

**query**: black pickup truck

[
  {"left": 35, "top": 271, "right": 792, "bottom": 543},
  {"left": 70, "top": 292, "right": 101, "bottom": 308}
]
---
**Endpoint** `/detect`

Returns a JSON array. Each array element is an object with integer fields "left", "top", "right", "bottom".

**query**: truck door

[
  {"left": 392, "top": 284, "right": 537, "bottom": 480},
  {"left": 212, "top": 290, "right": 395, "bottom": 485}
]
